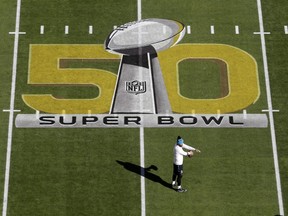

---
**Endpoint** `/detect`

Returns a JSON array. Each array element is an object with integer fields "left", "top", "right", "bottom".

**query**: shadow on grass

[{"left": 116, "top": 160, "right": 175, "bottom": 191}]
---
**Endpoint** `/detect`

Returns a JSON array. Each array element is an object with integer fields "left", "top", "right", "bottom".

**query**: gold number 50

[
  {"left": 22, "top": 44, "right": 259, "bottom": 114},
  {"left": 158, "top": 44, "right": 259, "bottom": 113},
  {"left": 23, "top": 45, "right": 119, "bottom": 114}
]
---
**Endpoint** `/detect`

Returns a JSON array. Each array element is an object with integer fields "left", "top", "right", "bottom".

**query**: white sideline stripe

[
  {"left": 40, "top": 25, "right": 44, "bottom": 34},
  {"left": 256, "top": 0, "right": 284, "bottom": 215},
  {"left": 187, "top": 25, "right": 191, "bottom": 34},
  {"left": 210, "top": 25, "right": 215, "bottom": 34},
  {"left": 235, "top": 25, "right": 239, "bottom": 34},
  {"left": 65, "top": 25, "right": 69, "bottom": 34},
  {"left": 89, "top": 25, "right": 93, "bottom": 34},
  {"left": 284, "top": 25, "right": 288, "bottom": 34},
  {"left": 2, "top": 0, "right": 22, "bottom": 215},
  {"left": 137, "top": 0, "right": 142, "bottom": 21},
  {"left": 140, "top": 127, "right": 146, "bottom": 216}
]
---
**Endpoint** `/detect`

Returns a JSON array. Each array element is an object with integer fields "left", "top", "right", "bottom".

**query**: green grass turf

[
  {"left": 262, "top": 0, "right": 288, "bottom": 213},
  {"left": 144, "top": 128, "right": 278, "bottom": 215},
  {"left": 0, "top": 0, "right": 22, "bottom": 211},
  {"left": 8, "top": 128, "right": 141, "bottom": 216},
  {"left": 0, "top": 0, "right": 287, "bottom": 215},
  {"left": 178, "top": 59, "right": 226, "bottom": 99}
]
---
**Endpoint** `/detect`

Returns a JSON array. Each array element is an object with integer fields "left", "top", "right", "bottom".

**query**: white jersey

[{"left": 173, "top": 143, "right": 195, "bottom": 165}]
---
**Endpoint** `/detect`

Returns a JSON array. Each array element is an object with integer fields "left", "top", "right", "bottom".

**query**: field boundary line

[
  {"left": 256, "top": 0, "right": 284, "bottom": 215},
  {"left": 2, "top": 0, "right": 22, "bottom": 215}
]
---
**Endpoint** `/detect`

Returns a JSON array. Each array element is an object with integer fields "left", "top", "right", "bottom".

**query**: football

[
  {"left": 105, "top": 18, "right": 185, "bottom": 55},
  {"left": 188, "top": 151, "right": 194, "bottom": 158}
]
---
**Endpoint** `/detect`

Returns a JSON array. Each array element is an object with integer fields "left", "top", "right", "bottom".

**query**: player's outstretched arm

[
  {"left": 194, "top": 149, "right": 201, "bottom": 153},
  {"left": 182, "top": 143, "right": 201, "bottom": 153}
]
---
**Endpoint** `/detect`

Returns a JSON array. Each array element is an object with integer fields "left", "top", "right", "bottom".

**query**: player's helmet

[{"left": 177, "top": 136, "right": 184, "bottom": 145}]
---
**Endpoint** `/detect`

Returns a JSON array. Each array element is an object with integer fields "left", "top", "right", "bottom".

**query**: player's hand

[
  {"left": 187, "top": 151, "right": 193, "bottom": 158},
  {"left": 195, "top": 149, "right": 201, "bottom": 153}
]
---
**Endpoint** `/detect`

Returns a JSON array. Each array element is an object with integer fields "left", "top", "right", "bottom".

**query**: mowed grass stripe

[
  {"left": 8, "top": 128, "right": 142, "bottom": 215},
  {"left": 8, "top": 0, "right": 139, "bottom": 215}
]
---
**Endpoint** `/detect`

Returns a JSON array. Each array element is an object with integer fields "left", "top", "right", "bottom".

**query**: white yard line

[
  {"left": 137, "top": 0, "right": 142, "bottom": 21},
  {"left": 254, "top": 31, "right": 270, "bottom": 35},
  {"left": 65, "top": 25, "right": 69, "bottom": 34},
  {"left": 187, "top": 25, "right": 191, "bottom": 34},
  {"left": 262, "top": 109, "right": 280, "bottom": 113},
  {"left": 235, "top": 25, "right": 239, "bottom": 34},
  {"left": 210, "top": 25, "right": 215, "bottom": 34},
  {"left": 284, "top": 25, "right": 288, "bottom": 34},
  {"left": 140, "top": 127, "right": 146, "bottom": 216},
  {"left": 2, "top": 0, "right": 22, "bottom": 215},
  {"left": 9, "top": 32, "right": 25, "bottom": 35},
  {"left": 2, "top": 109, "right": 21, "bottom": 113},
  {"left": 256, "top": 0, "right": 284, "bottom": 215},
  {"left": 243, "top": 109, "right": 247, "bottom": 119},
  {"left": 137, "top": 0, "right": 145, "bottom": 215},
  {"left": 89, "top": 25, "right": 93, "bottom": 34},
  {"left": 40, "top": 25, "right": 44, "bottom": 34}
]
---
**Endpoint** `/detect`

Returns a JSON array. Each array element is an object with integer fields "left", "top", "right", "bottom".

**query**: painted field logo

[
  {"left": 16, "top": 18, "right": 269, "bottom": 128},
  {"left": 126, "top": 80, "right": 146, "bottom": 94}
]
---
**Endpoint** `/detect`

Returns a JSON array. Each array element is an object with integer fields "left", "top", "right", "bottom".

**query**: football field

[{"left": 0, "top": 0, "right": 287, "bottom": 215}]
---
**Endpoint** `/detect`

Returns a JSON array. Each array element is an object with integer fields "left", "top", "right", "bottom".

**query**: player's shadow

[{"left": 116, "top": 160, "right": 174, "bottom": 191}]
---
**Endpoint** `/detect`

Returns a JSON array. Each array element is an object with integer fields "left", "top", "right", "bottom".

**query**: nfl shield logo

[{"left": 125, "top": 80, "right": 147, "bottom": 95}]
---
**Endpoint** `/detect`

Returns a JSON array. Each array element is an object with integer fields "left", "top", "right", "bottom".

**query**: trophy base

[{"left": 110, "top": 53, "right": 172, "bottom": 114}]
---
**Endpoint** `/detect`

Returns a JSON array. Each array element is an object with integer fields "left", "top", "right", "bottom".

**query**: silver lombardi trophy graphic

[{"left": 105, "top": 18, "right": 185, "bottom": 114}]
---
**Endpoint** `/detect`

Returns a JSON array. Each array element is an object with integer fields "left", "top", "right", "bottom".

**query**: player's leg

[
  {"left": 172, "top": 164, "right": 178, "bottom": 187},
  {"left": 176, "top": 165, "right": 187, "bottom": 192},
  {"left": 177, "top": 171, "right": 182, "bottom": 186}
]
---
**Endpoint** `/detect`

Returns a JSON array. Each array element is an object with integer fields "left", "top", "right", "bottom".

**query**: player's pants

[{"left": 172, "top": 164, "right": 183, "bottom": 186}]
